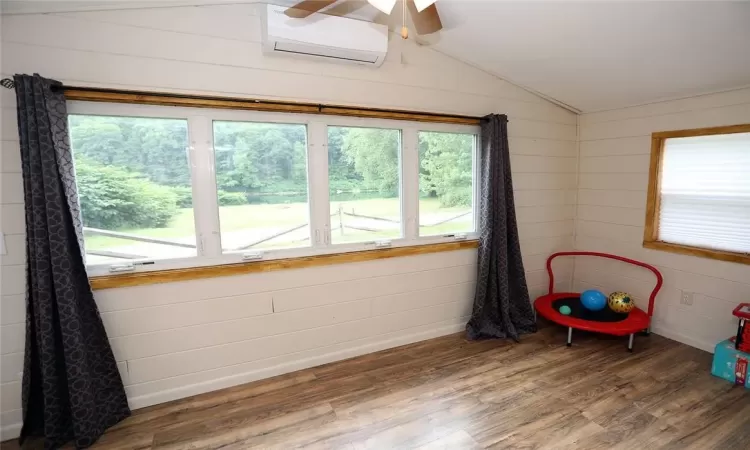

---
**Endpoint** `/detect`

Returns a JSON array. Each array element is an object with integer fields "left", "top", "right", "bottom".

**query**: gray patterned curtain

[
  {"left": 14, "top": 74, "right": 130, "bottom": 449},
  {"left": 466, "top": 114, "right": 537, "bottom": 341}
]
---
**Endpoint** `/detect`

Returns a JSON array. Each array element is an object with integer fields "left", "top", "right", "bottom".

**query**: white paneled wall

[
  {"left": 0, "top": 4, "right": 577, "bottom": 439},
  {"left": 574, "top": 87, "right": 750, "bottom": 354}
]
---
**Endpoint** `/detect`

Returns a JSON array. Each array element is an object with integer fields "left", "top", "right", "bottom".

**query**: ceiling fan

[{"left": 284, "top": 0, "right": 442, "bottom": 39}]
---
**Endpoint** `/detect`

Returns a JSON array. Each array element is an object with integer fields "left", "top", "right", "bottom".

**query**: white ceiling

[
  {"left": 427, "top": 1, "right": 750, "bottom": 112},
  {"left": 3, "top": 1, "right": 750, "bottom": 112}
]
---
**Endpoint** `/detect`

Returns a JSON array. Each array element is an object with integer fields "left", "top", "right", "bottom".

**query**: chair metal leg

[
  {"left": 567, "top": 327, "right": 573, "bottom": 347},
  {"left": 628, "top": 333, "right": 635, "bottom": 352}
]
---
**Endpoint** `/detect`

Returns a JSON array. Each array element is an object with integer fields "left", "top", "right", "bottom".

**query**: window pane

[
  {"left": 213, "top": 121, "right": 309, "bottom": 252},
  {"left": 328, "top": 126, "right": 402, "bottom": 244},
  {"left": 69, "top": 115, "right": 196, "bottom": 265},
  {"left": 659, "top": 132, "right": 750, "bottom": 253},
  {"left": 418, "top": 131, "right": 474, "bottom": 236}
]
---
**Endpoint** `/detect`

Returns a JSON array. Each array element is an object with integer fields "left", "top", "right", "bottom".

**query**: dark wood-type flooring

[{"left": 4, "top": 325, "right": 750, "bottom": 449}]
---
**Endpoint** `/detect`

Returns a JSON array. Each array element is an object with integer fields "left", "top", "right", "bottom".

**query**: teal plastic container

[{"left": 711, "top": 339, "right": 750, "bottom": 388}]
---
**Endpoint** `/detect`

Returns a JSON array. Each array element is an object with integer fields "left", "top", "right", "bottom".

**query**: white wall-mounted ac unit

[{"left": 260, "top": 4, "right": 389, "bottom": 67}]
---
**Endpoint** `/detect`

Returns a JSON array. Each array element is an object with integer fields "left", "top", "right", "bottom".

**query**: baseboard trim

[
  {"left": 0, "top": 319, "right": 468, "bottom": 442},
  {"left": 650, "top": 324, "right": 715, "bottom": 353},
  {"left": 127, "top": 319, "right": 467, "bottom": 410},
  {"left": 0, "top": 422, "right": 21, "bottom": 442}
]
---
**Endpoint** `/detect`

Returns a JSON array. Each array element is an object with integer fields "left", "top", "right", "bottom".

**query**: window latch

[
  {"left": 453, "top": 233, "right": 468, "bottom": 241},
  {"left": 107, "top": 261, "right": 154, "bottom": 273},
  {"left": 242, "top": 251, "right": 264, "bottom": 261},
  {"left": 109, "top": 263, "right": 135, "bottom": 273},
  {"left": 374, "top": 240, "right": 392, "bottom": 248}
]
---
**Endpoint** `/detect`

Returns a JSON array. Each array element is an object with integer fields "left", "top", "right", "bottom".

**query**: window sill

[
  {"left": 642, "top": 240, "right": 750, "bottom": 265},
  {"left": 88, "top": 240, "right": 480, "bottom": 290}
]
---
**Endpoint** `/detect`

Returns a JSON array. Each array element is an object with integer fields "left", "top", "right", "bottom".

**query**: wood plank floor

[{"left": 5, "top": 325, "right": 750, "bottom": 449}]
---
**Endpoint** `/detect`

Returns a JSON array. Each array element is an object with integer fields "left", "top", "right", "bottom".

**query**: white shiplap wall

[
  {"left": 574, "top": 87, "right": 750, "bottom": 354},
  {"left": 0, "top": 4, "right": 577, "bottom": 439}
]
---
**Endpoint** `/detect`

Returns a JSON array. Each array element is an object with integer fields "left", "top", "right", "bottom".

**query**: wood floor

[{"left": 5, "top": 325, "right": 750, "bottom": 449}]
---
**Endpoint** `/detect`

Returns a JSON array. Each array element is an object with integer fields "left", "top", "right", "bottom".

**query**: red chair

[{"left": 534, "top": 251, "right": 663, "bottom": 352}]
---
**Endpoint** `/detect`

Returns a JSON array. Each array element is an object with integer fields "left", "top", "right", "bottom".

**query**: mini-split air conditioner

[{"left": 260, "top": 4, "right": 389, "bottom": 67}]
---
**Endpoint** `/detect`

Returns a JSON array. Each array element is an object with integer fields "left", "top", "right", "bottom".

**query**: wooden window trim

[
  {"left": 643, "top": 123, "right": 750, "bottom": 265},
  {"left": 89, "top": 240, "right": 479, "bottom": 290},
  {"left": 63, "top": 87, "right": 481, "bottom": 125},
  {"left": 68, "top": 88, "right": 482, "bottom": 289}
]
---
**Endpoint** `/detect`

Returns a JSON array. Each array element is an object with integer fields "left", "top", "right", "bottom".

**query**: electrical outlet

[{"left": 680, "top": 291, "right": 694, "bottom": 306}]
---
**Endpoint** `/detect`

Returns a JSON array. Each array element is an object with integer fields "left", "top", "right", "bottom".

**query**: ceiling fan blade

[
  {"left": 284, "top": 0, "right": 339, "bottom": 18},
  {"left": 413, "top": 0, "right": 437, "bottom": 13},
  {"left": 326, "top": 0, "right": 370, "bottom": 18},
  {"left": 407, "top": 0, "right": 442, "bottom": 35}
]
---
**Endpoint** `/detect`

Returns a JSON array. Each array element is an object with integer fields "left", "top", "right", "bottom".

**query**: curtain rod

[
  {"left": 1, "top": 79, "right": 484, "bottom": 124},
  {"left": 1, "top": 77, "right": 65, "bottom": 91},
  {"left": 0, "top": 78, "right": 17, "bottom": 89}
]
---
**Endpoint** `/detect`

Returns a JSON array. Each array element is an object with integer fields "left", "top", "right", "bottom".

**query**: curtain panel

[
  {"left": 14, "top": 74, "right": 129, "bottom": 449},
  {"left": 466, "top": 114, "right": 537, "bottom": 341}
]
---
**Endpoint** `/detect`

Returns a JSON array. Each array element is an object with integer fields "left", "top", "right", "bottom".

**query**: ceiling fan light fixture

[
  {"left": 367, "top": 0, "right": 397, "bottom": 14},
  {"left": 413, "top": 0, "right": 437, "bottom": 12}
]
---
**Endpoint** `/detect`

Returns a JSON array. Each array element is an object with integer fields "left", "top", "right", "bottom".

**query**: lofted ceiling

[
  {"left": 427, "top": 1, "right": 750, "bottom": 112},
  {"left": 2, "top": 1, "right": 750, "bottom": 112}
]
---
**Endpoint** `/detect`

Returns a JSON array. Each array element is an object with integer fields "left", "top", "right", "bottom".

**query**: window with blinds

[{"left": 645, "top": 125, "right": 750, "bottom": 264}]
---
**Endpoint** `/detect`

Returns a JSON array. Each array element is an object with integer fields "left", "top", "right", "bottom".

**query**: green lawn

[{"left": 84, "top": 197, "right": 472, "bottom": 250}]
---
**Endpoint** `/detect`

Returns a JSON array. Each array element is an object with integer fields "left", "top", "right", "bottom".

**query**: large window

[
  {"left": 328, "top": 126, "right": 402, "bottom": 244},
  {"left": 69, "top": 115, "right": 197, "bottom": 266},
  {"left": 418, "top": 131, "right": 475, "bottom": 237},
  {"left": 644, "top": 124, "right": 750, "bottom": 264},
  {"left": 68, "top": 102, "right": 480, "bottom": 275},
  {"left": 213, "top": 121, "right": 310, "bottom": 253}
]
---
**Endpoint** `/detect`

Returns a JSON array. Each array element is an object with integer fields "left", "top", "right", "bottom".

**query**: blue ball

[{"left": 580, "top": 289, "right": 607, "bottom": 311}]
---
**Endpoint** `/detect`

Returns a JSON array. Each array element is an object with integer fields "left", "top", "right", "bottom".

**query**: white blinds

[{"left": 659, "top": 132, "right": 750, "bottom": 254}]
